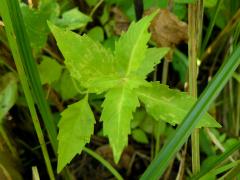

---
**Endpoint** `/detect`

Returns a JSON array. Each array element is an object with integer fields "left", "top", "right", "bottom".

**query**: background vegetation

[{"left": 0, "top": 0, "right": 240, "bottom": 179}]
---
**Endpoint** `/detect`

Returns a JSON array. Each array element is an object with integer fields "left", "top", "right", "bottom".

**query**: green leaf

[
  {"left": 136, "top": 47, "right": 169, "bottom": 79},
  {"left": 87, "top": 26, "right": 104, "bottom": 42},
  {"left": 204, "top": 0, "right": 218, "bottom": 8},
  {"left": 38, "top": 56, "right": 63, "bottom": 84},
  {"left": 131, "top": 108, "right": 146, "bottom": 129},
  {"left": 137, "top": 82, "right": 221, "bottom": 128},
  {"left": 57, "top": 95, "right": 95, "bottom": 172},
  {"left": 55, "top": 8, "right": 92, "bottom": 30},
  {"left": 0, "top": 73, "right": 18, "bottom": 122},
  {"left": 59, "top": 70, "right": 78, "bottom": 100},
  {"left": 101, "top": 86, "right": 139, "bottom": 162},
  {"left": 48, "top": 23, "right": 120, "bottom": 94},
  {"left": 114, "top": 12, "right": 158, "bottom": 76},
  {"left": 172, "top": 49, "right": 188, "bottom": 83},
  {"left": 103, "top": 36, "right": 118, "bottom": 51},
  {"left": 100, "top": 5, "right": 110, "bottom": 24},
  {"left": 85, "top": 0, "right": 98, "bottom": 6},
  {"left": 233, "top": 72, "right": 240, "bottom": 83},
  {"left": 132, "top": 128, "right": 149, "bottom": 144},
  {"left": 174, "top": 0, "right": 196, "bottom": 3},
  {"left": 153, "top": 120, "right": 166, "bottom": 141},
  {"left": 21, "top": 1, "right": 59, "bottom": 50},
  {"left": 172, "top": 3, "right": 187, "bottom": 20},
  {"left": 139, "top": 114, "right": 156, "bottom": 134},
  {"left": 144, "top": 0, "right": 167, "bottom": 9},
  {"left": 199, "top": 129, "right": 215, "bottom": 156}
]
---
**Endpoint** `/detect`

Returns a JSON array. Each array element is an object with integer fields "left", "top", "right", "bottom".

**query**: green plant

[
  {"left": 49, "top": 11, "right": 220, "bottom": 173},
  {"left": 1, "top": 0, "right": 239, "bottom": 179}
]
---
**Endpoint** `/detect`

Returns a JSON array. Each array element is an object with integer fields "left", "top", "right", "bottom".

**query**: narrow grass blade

[
  {"left": 141, "top": 46, "right": 240, "bottom": 179},
  {"left": 201, "top": 0, "right": 224, "bottom": 53},
  {"left": 0, "top": 0, "right": 57, "bottom": 179},
  {"left": 191, "top": 142, "right": 240, "bottom": 179},
  {"left": 0, "top": 0, "right": 58, "bottom": 152},
  {"left": 219, "top": 163, "right": 240, "bottom": 179}
]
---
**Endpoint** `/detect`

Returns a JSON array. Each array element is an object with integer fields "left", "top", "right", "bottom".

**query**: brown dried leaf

[
  {"left": 111, "top": 7, "right": 130, "bottom": 35},
  {"left": 145, "top": 8, "right": 188, "bottom": 48}
]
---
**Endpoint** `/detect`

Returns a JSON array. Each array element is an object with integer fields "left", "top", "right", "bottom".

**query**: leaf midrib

[
  {"left": 136, "top": 91, "right": 187, "bottom": 115},
  {"left": 125, "top": 24, "right": 148, "bottom": 76},
  {"left": 115, "top": 87, "right": 125, "bottom": 146}
]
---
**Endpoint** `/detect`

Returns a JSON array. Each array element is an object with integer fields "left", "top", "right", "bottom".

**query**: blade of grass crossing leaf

[
  {"left": 141, "top": 46, "right": 240, "bottom": 179},
  {"left": 0, "top": 0, "right": 58, "bottom": 152},
  {"left": 0, "top": 0, "right": 55, "bottom": 179}
]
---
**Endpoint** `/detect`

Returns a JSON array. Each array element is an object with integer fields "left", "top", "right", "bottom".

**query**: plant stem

[
  {"left": 80, "top": 0, "right": 104, "bottom": 34},
  {"left": 161, "top": 59, "right": 169, "bottom": 85},
  {"left": 188, "top": 0, "right": 203, "bottom": 174},
  {"left": 0, "top": 0, "right": 55, "bottom": 179},
  {"left": 83, "top": 147, "right": 123, "bottom": 180},
  {"left": 89, "top": 0, "right": 104, "bottom": 17}
]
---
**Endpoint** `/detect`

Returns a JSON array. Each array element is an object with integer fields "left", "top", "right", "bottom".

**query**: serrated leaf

[
  {"left": 136, "top": 47, "right": 169, "bottom": 78},
  {"left": 0, "top": 73, "right": 18, "bottom": 122},
  {"left": 21, "top": 1, "right": 59, "bottom": 50},
  {"left": 57, "top": 96, "right": 95, "bottom": 172},
  {"left": 114, "top": 11, "right": 158, "bottom": 76},
  {"left": 136, "top": 82, "right": 221, "bottom": 128},
  {"left": 132, "top": 128, "right": 149, "bottom": 144},
  {"left": 101, "top": 86, "right": 139, "bottom": 162},
  {"left": 55, "top": 8, "right": 92, "bottom": 30},
  {"left": 49, "top": 23, "right": 120, "bottom": 94},
  {"left": 38, "top": 56, "right": 63, "bottom": 84}
]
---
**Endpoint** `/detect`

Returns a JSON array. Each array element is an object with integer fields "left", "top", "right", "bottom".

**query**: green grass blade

[
  {"left": 0, "top": 0, "right": 57, "bottom": 178},
  {"left": 0, "top": 0, "right": 57, "bottom": 152},
  {"left": 201, "top": 0, "right": 224, "bottom": 54},
  {"left": 140, "top": 45, "right": 240, "bottom": 179},
  {"left": 219, "top": 163, "right": 240, "bottom": 179},
  {"left": 191, "top": 142, "right": 240, "bottom": 179}
]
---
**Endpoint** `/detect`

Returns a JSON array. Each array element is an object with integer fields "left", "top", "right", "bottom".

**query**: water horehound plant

[{"left": 48, "top": 12, "right": 220, "bottom": 173}]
